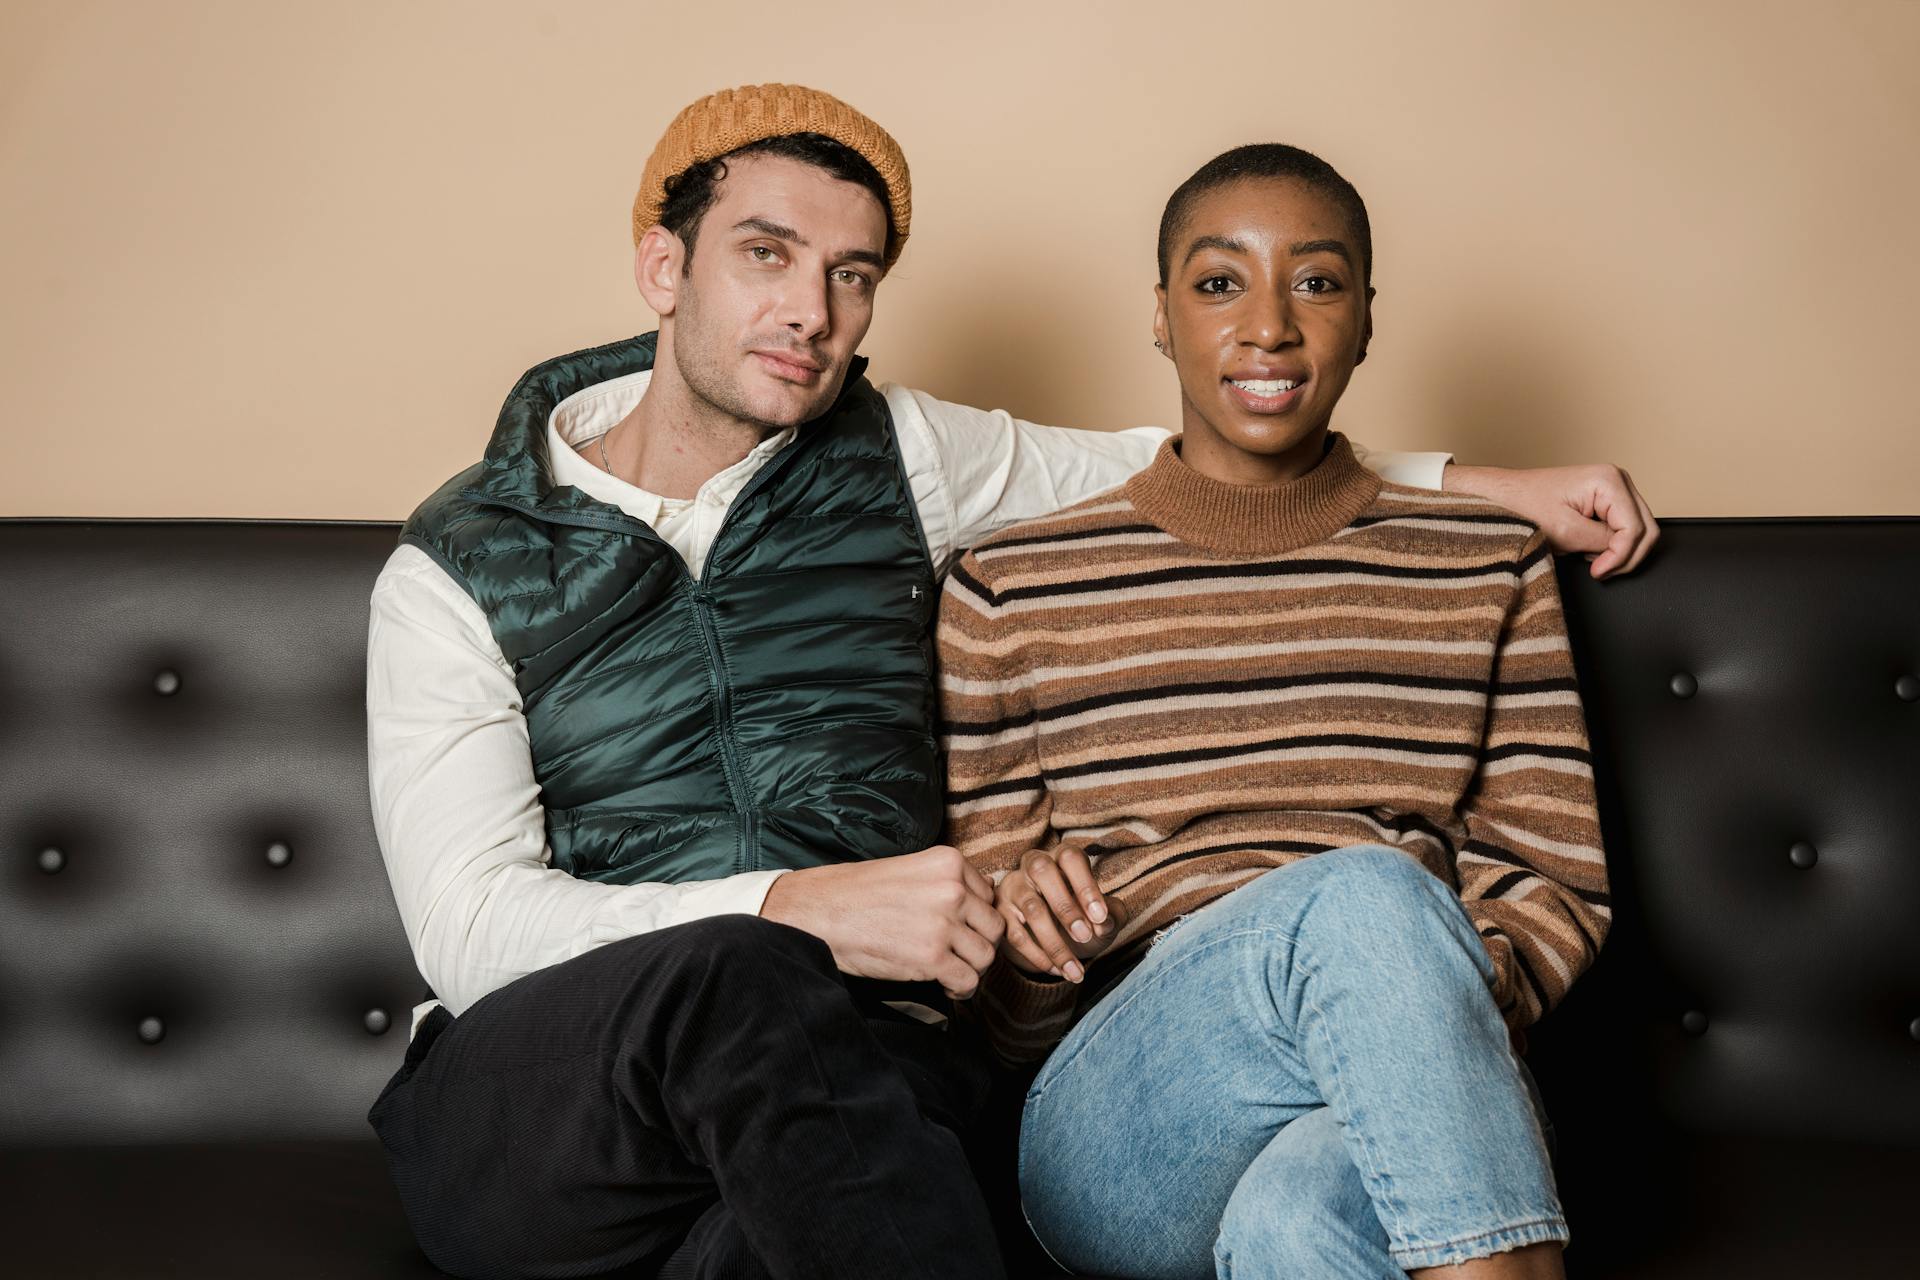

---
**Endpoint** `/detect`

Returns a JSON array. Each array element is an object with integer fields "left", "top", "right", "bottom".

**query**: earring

[{"left": 1153, "top": 339, "right": 1163, "bottom": 350}]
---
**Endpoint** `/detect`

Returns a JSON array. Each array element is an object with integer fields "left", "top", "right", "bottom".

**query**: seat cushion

[
  {"left": 2, "top": 1137, "right": 1088, "bottom": 1278},
  {"left": 3, "top": 1140, "right": 444, "bottom": 1277},
  {"left": 1556, "top": 1134, "right": 1918, "bottom": 1278}
]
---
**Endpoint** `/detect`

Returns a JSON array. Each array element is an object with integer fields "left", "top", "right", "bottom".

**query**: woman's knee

[
  {"left": 1233, "top": 844, "right": 1437, "bottom": 918},
  {"left": 1301, "top": 846, "right": 1470, "bottom": 933},
  {"left": 1282, "top": 847, "right": 1491, "bottom": 987},
  {"left": 1313, "top": 843, "right": 1443, "bottom": 897}
]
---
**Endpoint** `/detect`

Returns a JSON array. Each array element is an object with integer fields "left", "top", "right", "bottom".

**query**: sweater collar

[{"left": 1124, "top": 431, "right": 1382, "bottom": 556}]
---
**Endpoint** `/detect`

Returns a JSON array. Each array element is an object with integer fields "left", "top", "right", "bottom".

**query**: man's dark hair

[
  {"left": 658, "top": 132, "right": 896, "bottom": 269},
  {"left": 1156, "top": 144, "right": 1372, "bottom": 289}
]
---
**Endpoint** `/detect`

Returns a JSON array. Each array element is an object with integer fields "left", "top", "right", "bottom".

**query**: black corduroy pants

[{"left": 368, "top": 914, "right": 1006, "bottom": 1280}]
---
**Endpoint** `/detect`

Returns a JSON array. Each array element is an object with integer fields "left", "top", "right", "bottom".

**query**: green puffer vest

[{"left": 402, "top": 332, "right": 942, "bottom": 884}]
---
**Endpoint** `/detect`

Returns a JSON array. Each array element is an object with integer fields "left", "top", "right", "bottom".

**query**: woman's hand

[{"left": 995, "top": 848, "right": 1126, "bottom": 983}]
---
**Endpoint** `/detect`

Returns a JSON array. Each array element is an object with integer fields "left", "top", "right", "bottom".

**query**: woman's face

[{"left": 1153, "top": 177, "right": 1372, "bottom": 481}]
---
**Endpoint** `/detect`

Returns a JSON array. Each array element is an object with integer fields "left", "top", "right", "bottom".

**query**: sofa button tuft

[
  {"left": 1681, "top": 1010, "right": 1708, "bottom": 1036},
  {"left": 1788, "top": 841, "right": 1818, "bottom": 870},
  {"left": 1669, "top": 672, "right": 1697, "bottom": 699},
  {"left": 1910, "top": 1018, "right": 1920, "bottom": 1043},
  {"left": 266, "top": 841, "right": 293, "bottom": 868},
  {"left": 138, "top": 1017, "right": 166, "bottom": 1044},
  {"left": 153, "top": 669, "right": 182, "bottom": 696},
  {"left": 1898, "top": 675, "right": 1919, "bottom": 702},
  {"left": 364, "top": 1008, "right": 391, "bottom": 1036},
  {"left": 37, "top": 846, "right": 66, "bottom": 874}
]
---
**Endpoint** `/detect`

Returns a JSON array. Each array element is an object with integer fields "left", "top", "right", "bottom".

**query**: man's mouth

[{"left": 753, "top": 350, "right": 825, "bottom": 384}]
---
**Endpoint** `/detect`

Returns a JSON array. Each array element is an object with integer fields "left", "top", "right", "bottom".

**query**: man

[{"left": 365, "top": 84, "right": 1657, "bottom": 1280}]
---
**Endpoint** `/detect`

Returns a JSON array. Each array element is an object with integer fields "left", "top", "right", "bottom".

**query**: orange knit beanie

[{"left": 633, "top": 84, "right": 911, "bottom": 267}]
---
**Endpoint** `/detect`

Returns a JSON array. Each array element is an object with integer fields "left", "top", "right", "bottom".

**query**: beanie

[{"left": 633, "top": 83, "right": 911, "bottom": 267}]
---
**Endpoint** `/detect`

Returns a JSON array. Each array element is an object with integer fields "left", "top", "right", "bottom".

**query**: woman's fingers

[
  {"left": 1012, "top": 880, "right": 1085, "bottom": 982},
  {"left": 1023, "top": 850, "right": 1093, "bottom": 946},
  {"left": 1055, "top": 848, "right": 1111, "bottom": 933},
  {"left": 999, "top": 906, "right": 1058, "bottom": 976}
]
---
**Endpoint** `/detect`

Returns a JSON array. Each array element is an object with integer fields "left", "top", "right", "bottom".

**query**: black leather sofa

[{"left": 2, "top": 517, "right": 1915, "bottom": 1278}]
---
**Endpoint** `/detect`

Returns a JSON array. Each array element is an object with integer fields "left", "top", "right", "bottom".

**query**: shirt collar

[{"left": 544, "top": 368, "right": 799, "bottom": 523}]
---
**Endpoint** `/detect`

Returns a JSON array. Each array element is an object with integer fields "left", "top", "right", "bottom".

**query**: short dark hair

[
  {"left": 658, "top": 132, "right": 897, "bottom": 268},
  {"left": 1157, "top": 144, "right": 1372, "bottom": 288}
]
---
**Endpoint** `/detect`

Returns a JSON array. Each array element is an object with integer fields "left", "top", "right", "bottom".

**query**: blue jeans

[{"left": 1018, "top": 846, "right": 1567, "bottom": 1278}]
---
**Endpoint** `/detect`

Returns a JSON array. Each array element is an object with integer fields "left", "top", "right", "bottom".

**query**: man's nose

[{"left": 776, "top": 273, "right": 831, "bottom": 342}]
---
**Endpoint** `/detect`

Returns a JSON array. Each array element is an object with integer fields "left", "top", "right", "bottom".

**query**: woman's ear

[
  {"left": 1355, "top": 284, "right": 1376, "bottom": 366},
  {"left": 1152, "top": 285, "right": 1173, "bottom": 358}
]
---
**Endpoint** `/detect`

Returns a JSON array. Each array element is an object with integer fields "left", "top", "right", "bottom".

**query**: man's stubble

[{"left": 669, "top": 274, "right": 825, "bottom": 442}]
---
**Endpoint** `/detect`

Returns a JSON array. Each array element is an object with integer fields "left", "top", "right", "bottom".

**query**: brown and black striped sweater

[{"left": 937, "top": 433, "right": 1608, "bottom": 1063}]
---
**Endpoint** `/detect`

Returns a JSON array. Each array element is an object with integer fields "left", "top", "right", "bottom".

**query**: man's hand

[
  {"left": 1443, "top": 463, "right": 1660, "bottom": 579},
  {"left": 758, "top": 845, "right": 1004, "bottom": 1000},
  {"left": 995, "top": 849, "right": 1124, "bottom": 984}
]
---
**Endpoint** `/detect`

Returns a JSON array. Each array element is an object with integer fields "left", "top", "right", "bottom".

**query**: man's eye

[
  {"left": 1198, "top": 275, "right": 1237, "bottom": 295},
  {"left": 748, "top": 246, "right": 777, "bottom": 262},
  {"left": 832, "top": 269, "right": 871, "bottom": 289}
]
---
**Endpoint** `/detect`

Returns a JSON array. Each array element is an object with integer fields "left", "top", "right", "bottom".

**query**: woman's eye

[
  {"left": 1300, "top": 275, "right": 1339, "bottom": 294},
  {"left": 1198, "top": 275, "right": 1237, "bottom": 295}
]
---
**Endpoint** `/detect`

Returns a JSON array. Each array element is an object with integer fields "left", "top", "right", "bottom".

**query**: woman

[{"left": 937, "top": 145, "right": 1606, "bottom": 1279}]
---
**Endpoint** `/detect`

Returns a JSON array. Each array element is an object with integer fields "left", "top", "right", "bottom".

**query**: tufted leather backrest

[
  {"left": 0, "top": 521, "right": 422, "bottom": 1145},
  {"left": 1529, "top": 518, "right": 1920, "bottom": 1147},
  {"left": 2, "top": 518, "right": 1916, "bottom": 1167}
]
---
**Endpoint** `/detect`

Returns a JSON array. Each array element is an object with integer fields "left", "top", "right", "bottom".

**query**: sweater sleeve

[
  {"left": 935, "top": 551, "right": 1082, "bottom": 1060},
  {"left": 1455, "top": 532, "right": 1611, "bottom": 1029}
]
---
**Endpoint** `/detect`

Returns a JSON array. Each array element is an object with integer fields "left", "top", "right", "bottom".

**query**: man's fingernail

[
  {"left": 1065, "top": 961, "right": 1084, "bottom": 983},
  {"left": 1070, "top": 921, "right": 1092, "bottom": 943},
  {"left": 1087, "top": 901, "right": 1108, "bottom": 924}
]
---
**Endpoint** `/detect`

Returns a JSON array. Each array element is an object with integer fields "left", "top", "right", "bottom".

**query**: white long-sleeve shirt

[{"left": 366, "top": 370, "right": 1450, "bottom": 1022}]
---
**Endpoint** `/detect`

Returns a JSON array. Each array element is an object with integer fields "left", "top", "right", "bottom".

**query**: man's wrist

[
  {"left": 1441, "top": 461, "right": 1485, "bottom": 494},
  {"left": 757, "top": 866, "right": 808, "bottom": 923},
  {"left": 1440, "top": 462, "right": 1519, "bottom": 506}
]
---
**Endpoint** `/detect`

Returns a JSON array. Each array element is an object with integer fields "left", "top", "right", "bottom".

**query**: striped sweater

[{"left": 937, "top": 432, "right": 1608, "bottom": 1062}]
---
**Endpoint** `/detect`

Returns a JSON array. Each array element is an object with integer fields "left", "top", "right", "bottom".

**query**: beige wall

[{"left": 3, "top": 0, "right": 1915, "bottom": 519}]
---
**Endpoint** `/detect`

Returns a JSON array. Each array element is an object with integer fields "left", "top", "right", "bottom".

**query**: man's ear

[
  {"left": 634, "top": 225, "right": 686, "bottom": 317},
  {"left": 1355, "top": 284, "right": 1376, "bottom": 367},
  {"left": 1152, "top": 285, "right": 1173, "bottom": 358}
]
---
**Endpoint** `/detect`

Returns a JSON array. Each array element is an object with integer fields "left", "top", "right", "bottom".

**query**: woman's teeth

[{"left": 1231, "top": 378, "right": 1299, "bottom": 394}]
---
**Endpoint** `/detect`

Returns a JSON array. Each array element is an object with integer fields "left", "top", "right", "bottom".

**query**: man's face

[
  {"left": 1153, "top": 177, "right": 1372, "bottom": 467},
  {"left": 664, "top": 153, "right": 889, "bottom": 432}
]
